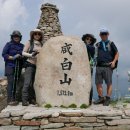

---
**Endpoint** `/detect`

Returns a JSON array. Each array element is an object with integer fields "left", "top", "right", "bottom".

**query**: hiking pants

[{"left": 22, "top": 66, "right": 36, "bottom": 102}]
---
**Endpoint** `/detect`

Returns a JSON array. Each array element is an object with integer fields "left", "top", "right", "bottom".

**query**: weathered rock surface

[{"left": 35, "top": 36, "right": 91, "bottom": 107}]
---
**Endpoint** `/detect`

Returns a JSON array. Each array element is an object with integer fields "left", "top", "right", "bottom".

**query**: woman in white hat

[{"left": 22, "top": 29, "right": 43, "bottom": 106}]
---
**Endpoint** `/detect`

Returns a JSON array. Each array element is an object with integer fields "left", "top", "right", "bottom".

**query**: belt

[
  {"left": 97, "top": 62, "right": 111, "bottom": 67},
  {"left": 25, "top": 61, "right": 36, "bottom": 68}
]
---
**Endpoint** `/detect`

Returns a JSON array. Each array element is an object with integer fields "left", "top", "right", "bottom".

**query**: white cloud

[{"left": 0, "top": 0, "right": 27, "bottom": 31}]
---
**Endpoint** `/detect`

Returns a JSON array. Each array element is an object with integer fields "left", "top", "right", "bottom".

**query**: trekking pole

[{"left": 116, "top": 69, "right": 119, "bottom": 100}]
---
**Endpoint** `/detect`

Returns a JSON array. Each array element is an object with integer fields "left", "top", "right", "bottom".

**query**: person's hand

[
  {"left": 110, "top": 61, "right": 115, "bottom": 68},
  {"left": 32, "top": 51, "right": 39, "bottom": 57},
  {"left": 13, "top": 54, "right": 21, "bottom": 60}
]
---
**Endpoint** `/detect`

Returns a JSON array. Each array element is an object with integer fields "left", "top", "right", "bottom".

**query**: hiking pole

[{"left": 116, "top": 69, "right": 119, "bottom": 100}]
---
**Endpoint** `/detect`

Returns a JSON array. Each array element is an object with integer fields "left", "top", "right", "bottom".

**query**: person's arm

[
  {"left": 22, "top": 42, "right": 33, "bottom": 58},
  {"left": 110, "top": 42, "right": 119, "bottom": 68},
  {"left": 2, "top": 43, "right": 14, "bottom": 60}
]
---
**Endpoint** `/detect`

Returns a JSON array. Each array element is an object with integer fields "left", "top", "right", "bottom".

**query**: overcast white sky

[{"left": 0, "top": 0, "right": 130, "bottom": 97}]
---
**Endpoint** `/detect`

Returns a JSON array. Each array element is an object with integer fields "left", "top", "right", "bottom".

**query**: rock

[
  {"left": 97, "top": 116, "right": 121, "bottom": 120},
  {"left": 0, "top": 126, "right": 20, "bottom": 130},
  {"left": 76, "top": 123, "right": 105, "bottom": 127},
  {"left": 60, "top": 112, "right": 83, "bottom": 117},
  {"left": 21, "top": 126, "right": 39, "bottom": 130},
  {"left": 82, "top": 107, "right": 123, "bottom": 117},
  {"left": 52, "top": 112, "right": 60, "bottom": 117},
  {"left": 0, "top": 118, "right": 12, "bottom": 125},
  {"left": 35, "top": 36, "right": 91, "bottom": 107},
  {"left": 41, "top": 119, "right": 49, "bottom": 125},
  {"left": 70, "top": 117, "right": 96, "bottom": 123},
  {"left": 106, "top": 119, "right": 130, "bottom": 126},
  {"left": 11, "top": 111, "right": 26, "bottom": 117},
  {"left": 124, "top": 110, "right": 130, "bottom": 116},
  {"left": 38, "top": 3, "right": 62, "bottom": 42},
  {"left": 23, "top": 112, "right": 51, "bottom": 120},
  {"left": 14, "top": 120, "right": 41, "bottom": 126},
  {"left": 93, "top": 126, "right": 108, "bottom": 130},
  {"left": 0, "top": 78, "right": 7, "bottom": 86},
  {"left": 41, "top": 123, "right": 64, "bottom": 129},
  {"left": 107, "top": 125, "right": 130, "bottom": 130},
  {"left": 49, "top": 117, "right": 70, "bottom": 123},
  {"left": 11, "top": 117, "right": 21, "bottom": 121},
  {"left": 59, "top": 127, "right": 84, "bottom": 130},
  {"left": 0, "top": 112, "right": 10, "bottom": 118},
  {"left": 96, "top": 119, "right": 104, "bottom": 123},
  {"left": 64, "top": 123, "right": 75, "bottom": 127}
]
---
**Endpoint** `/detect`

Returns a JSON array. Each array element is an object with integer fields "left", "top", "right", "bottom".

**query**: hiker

[
  {"left": 82, "top": 33, "right": 96, "bottom": 105},
  {"left": 94, "top": 28, "right": 119, "bottom": 106},
  {"left": 2, "top": 30, "right": 24, "bottom": 105},
  {"left": 22, "top": 29, "right": 43, "bottom": 106}
]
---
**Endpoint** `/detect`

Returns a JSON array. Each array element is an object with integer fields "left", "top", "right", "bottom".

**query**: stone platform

[{"left": 0, "top": 104, "right": 130, "bottom": 130}]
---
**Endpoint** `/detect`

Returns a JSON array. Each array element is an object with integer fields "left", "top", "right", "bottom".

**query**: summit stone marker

[{"left": 34, "top": 36, "right": 91, "bottom": 107}]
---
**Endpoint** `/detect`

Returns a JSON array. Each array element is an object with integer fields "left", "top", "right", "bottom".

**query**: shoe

[
  {"left": 103, "top": 96, "right": 111, "bottom": 106},
  {"left": 89, "top": 100, "right": 92, "bottom": 105},
  {"left": 94, "top": 96, "right": 104, "bottom": 104},
  {"left": 29, "top": 99, "right": 36, "bottom": 105},
  {"left": 8, "top": 101, "right": 18, "bottom": 106},
  {"left": 22, "top": 101, "right": 29, "bottom": 106}
]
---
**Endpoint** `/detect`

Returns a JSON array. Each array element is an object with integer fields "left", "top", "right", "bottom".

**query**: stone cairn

[{"left": 37, "top": 3, "right": 63, "bottom": 43}]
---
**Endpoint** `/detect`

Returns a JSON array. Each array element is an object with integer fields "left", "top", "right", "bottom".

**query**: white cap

[{"left": 100, "top": 27, "right": 109, "bottom": 34}]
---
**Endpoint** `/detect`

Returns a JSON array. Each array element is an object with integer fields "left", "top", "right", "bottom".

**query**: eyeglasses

[
  {"left": 13, "top": 35, "right": 20, "bottom": 38},
  {"left": 34, "top": 33, "right": 41, "bottom": 36}
]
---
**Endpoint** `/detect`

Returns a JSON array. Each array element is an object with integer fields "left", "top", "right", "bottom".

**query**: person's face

[
  {"left": 85, "top": 37, "right": 92, "bottom": 45},
  {"left": 100, "top": 33, "right": 109, "bottom": 41},
  {"left": 33, "top": 32, "right": 42, "bottom": 41},
  {"left": 12, "top": 35, "right": 20, "bottom": 43}
]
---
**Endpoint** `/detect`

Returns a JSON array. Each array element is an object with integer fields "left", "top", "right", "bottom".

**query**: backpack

[{"left": 95, "top": 41, "right": 118, "bottom": 70}]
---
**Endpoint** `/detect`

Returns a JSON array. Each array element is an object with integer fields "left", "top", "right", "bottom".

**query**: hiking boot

[
  {"left": 103, "top": 96, "right": 111, "bottom": 106},
  {"left": 12, "top": 101, "right": 19, "bottom": 106},
  {"left": 94, "top": 96, "right": 104, "bottom": 104},
  {"left": 29, "top": 99, "right": 36, "bottom": 105},
  {"left": 89, "top": 100, "right": 92, "bottom": 105},
  {"left": 22, "top": 101, "right": 29, "bottom": 106},
  {"left": 8, "top": 101, "right": 18, "bottom": 106}
]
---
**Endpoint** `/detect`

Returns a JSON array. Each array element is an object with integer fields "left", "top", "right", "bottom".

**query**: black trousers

[
  {"left": 5, "top": 66, "right": 21, "bottom": 102},
  {"left": 89, "top": 68, "right": 93, "bottom": 104},
  {"left": 22, "top": 66, "right": 36, "bottom": 102}
]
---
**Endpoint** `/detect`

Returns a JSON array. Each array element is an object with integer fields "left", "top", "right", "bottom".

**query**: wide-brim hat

[
  {"left": 30, "top": 29, "right": 43, "bottom": 38},
  {"left": 82, "top": 34, "right": 96, "bottom": 45}
]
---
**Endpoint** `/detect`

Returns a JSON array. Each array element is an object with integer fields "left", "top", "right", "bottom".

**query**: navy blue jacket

[
  {"left": 86, "top": 44, "right": 95, "bottom": 61},
  {"left": 2, "top": 41, "right": 24, "bottom": 67},
  {"left": 96, "top": 40, "right": 118, "bottom": 64}
]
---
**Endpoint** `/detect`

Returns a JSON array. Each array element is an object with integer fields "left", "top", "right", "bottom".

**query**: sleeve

[
  {"left": 87, "top": 45, "right": 95, "bottom": 59},
  {"left": 22, "top": 42, "right": 32, "bottom": 58},
  {"left": 111, "top": 42, "right": 118, "bottom": 53},
  {"left": 2, "top": 43, "right": 10, "bottom": 61}
]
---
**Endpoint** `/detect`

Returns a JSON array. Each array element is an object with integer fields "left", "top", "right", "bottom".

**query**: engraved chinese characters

[{"left": 34, "top": 36, "right": 91, "bottom": 107}]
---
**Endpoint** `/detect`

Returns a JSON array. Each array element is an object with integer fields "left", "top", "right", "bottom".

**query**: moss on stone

[{"left": 80, "top": 104, "right": 89, "bottom": 109}]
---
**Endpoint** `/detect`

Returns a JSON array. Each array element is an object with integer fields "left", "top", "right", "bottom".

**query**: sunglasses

[
  {"left": 34, "top": 33, "right": 41, "bottom": 36},
  {"left": 86, "top": 37, "right": 92, "bottom": 41},
  {"left": 100, "top": 33, "right": 108, "bottom": 36},
  {"left": 13, "top": 35, "right": 20, "bottom": 38}
]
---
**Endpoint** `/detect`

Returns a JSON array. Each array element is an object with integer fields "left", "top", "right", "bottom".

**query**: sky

[{"left": 0, "top": 0, "right": 130, "bottom": 98}]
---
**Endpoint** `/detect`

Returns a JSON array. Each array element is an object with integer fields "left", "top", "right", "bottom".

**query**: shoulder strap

[
  {"left": 28, "top": 41, "right": 34, "bottom": 53},
  {"left": 107, "top": 41, "right": 112, "bottom": 51}
]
